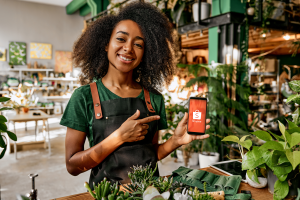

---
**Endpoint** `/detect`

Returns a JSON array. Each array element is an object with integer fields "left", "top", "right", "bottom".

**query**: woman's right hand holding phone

[{"left": 117, "top": 109, "right": 160, "bottom": 143}]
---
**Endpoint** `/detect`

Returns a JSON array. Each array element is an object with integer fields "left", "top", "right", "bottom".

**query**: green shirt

[{"left": 60, "top": 79, "right": 168, "bottom": 147}]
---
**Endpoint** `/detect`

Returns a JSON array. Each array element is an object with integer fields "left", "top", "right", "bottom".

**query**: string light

[
  {"left": 262, "top": 33, "right": 266, "bottom": 38},
  {"left": 283, "top": 33, "right": 290, "bottom": 40}
]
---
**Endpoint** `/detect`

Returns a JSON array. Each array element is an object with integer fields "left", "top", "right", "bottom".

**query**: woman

[{"left": 60, "top": 2, "right": 210, "bottom": 189}]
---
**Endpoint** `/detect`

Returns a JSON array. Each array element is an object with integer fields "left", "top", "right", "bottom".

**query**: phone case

[{"left": 187, "top": 97, "right": 207, "bottom": 135}]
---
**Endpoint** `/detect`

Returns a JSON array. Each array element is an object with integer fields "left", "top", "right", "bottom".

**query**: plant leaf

[
  {"left": 278, "top": 120, "right": 287, "bottom": 142},
  {"left": 289, "top": 80, "right": 300, "bottom": 92},
  {"left": 278, "top": 154, "right": 289, "bottom": 165},
  {"left": 0, "top": 97, "right": 10, "bottom": 102},
  {"left": 0, "top": 145, "right": 7, "bottom": 159},
  {"left": 240, "top": 135, "right": 249, "bottom": 142},
  {"left": 268, "top": 130, "right": 284, "bottom": 141},
  {"left": 0, "top": 115, "right": 7, "bottom": 123},
  {"left": 222, "top": 135, "right": 240, "bottom": 143},
  {"left": 242, "top": 150, "right": 265, "bottom": 170},
  {"left": 278, "top": 174, "right": 288, "bottom": 182},
  {"left": 286, "top": 150, "right": 300, "bottom": 170},
  {"left": 286, "top": 94, "right": 300, "bottom": 104},
  {"left": 274, "top": 180, "right": 289, "bottom": 199},
  {"left": 6, "top": 131, "right": 17, "bottom": 141},
  {"left": 292, "top": 108, "right": 300, "bottom": 125},
  {"left": 247, "top": 169, "right": 260, "bottom": 184},
  {"left": 0, "top": 135, "right": 6, "bottom": 148},
  {"left": 295, "top": 188, "right": 300, "bottom": 200},
  {"left": 259, "top": 141, "right": 284, "bottom": 151},
  {"left": 289, "top": 132, "right": 300, "bottom": 148},
  {"left": 286, "top": 119, "right": 298, "bottom": 129},
  {"left": 0, "top": 123, "right": 7, "bottom": 132},
  {"left": 252, "top": 130, "right": 272, "bottom": 141},
  {"left": 252, "top": 146, "right": 263, "bottom": 160},
  {"left": 0, "top": 107, "right": 14, "bottom": 111},
  {"left": 239, "top": 140, "right": 252, "bottom": 151}
]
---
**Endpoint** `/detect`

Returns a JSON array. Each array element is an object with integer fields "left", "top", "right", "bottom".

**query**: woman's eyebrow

[{"left": 116, "top": 31, "right": 144, "bottom": 41}]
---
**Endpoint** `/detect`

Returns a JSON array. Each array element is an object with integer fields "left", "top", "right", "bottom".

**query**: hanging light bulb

[
  {"left": 283, "top": 33, "right": 290, "bottom": 40},
  {"left": 261, "top": 33, "right": 266, "bottom": 38}
]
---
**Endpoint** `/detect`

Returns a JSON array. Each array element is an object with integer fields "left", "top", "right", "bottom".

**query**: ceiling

[{"left": 19, "top": 0, "right": 73, "bottom": 7}]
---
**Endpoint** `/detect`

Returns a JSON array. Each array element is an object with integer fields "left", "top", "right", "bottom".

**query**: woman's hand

[
  {"left": 117, "top": 109, "right": 160, "bottom": 143},
  {"left": 173, "top": 112, "right": 210, "bottom": 147}
]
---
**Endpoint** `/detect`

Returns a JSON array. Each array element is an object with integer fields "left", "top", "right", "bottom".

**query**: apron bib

[{"left": 88, "top": 82, "right": 159, "bottom": 189}]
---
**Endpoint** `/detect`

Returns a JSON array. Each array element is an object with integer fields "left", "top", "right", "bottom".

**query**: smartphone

[{"left": 187, "top": 97, "right": 207, "bottom": 135}]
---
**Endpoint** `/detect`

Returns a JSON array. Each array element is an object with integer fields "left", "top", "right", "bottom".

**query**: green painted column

[
  {"left": 66, "top": 0, "right": 87, "bottom": 15},
  {"left": 212, "top": 0, "right": 246, "bottom": 16},
  {"left": 208, "top": 27, "right": 219, "bottom": 65}
]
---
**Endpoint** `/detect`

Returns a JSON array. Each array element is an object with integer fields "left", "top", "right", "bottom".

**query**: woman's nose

[{"left": 123, "top": 43, "right": 133, "bottom": 52}]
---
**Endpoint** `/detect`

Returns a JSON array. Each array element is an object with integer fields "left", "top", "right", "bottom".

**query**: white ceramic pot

[
  {"left": 192, "top": 2, "right": 211, "bottom": 22},
  {"left": 188, "top": 152, "right": 199, "bottom": 166},
  {"left": 176, "top": 150, "right": 184, "bottom": 162},
  {"left": 199, "top": 152, "right": 219, "bottom": 168},
  {"left": 246, "top": 173, "right": 267, "bottom": 188}
]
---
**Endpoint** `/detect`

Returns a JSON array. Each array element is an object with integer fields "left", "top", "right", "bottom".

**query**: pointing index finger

[{"left": 137, "top": 115, "right": 160, "bottom": 124}]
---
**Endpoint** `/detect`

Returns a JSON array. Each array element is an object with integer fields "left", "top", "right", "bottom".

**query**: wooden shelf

[
  {"left": 42, "top": 96, "right": 70, "bottom": 100},
  {"left": 250, "top": 72, "right": 277, "bottom": 76},
  {"left": 9, "top": 68, "right": 54, "bottom": 72},
  {"left": 42, "top": 77, "right": 78, "bottom": 81}
]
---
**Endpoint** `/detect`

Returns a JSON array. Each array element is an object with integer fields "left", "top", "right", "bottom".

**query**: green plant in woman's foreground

[{"left": 0, "top": 97, "right": 17, "bottom": 159}]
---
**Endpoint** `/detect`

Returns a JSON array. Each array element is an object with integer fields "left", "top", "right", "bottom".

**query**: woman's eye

[
  {"left": 116, "top": 38, "right": 125, "bottom": 42},
  {"left": 135, "top": 43, "right": 143, "bottom": 48}
]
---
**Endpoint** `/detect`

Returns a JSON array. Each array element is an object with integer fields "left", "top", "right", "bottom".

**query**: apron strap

[
  {"left": 143, "top": 88, "right": 156, "bottom": 113},
  {"left": 90, "top": 82, "right": 103, "bottom": 119}
]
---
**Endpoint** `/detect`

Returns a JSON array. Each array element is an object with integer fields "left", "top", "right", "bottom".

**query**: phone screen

[{"left": 188, "top": 98, "right": 207, "bottom": 134}]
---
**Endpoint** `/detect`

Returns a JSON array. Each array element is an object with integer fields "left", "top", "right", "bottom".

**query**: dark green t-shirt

[{"left": 60, "top": 79, "right": 168, "bottom": 147}]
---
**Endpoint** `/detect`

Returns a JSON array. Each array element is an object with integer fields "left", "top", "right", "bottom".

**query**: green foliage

[
  {"left": 182, "top": 63, "right": 250, "bottom": 153},
  {"left": 189, "top": 186, "right": 214, "bottom": 200},
  {"left": 287, "top": 80, "right": 300, "bottom": 126},
  {"left": 0, "top": 97, "right": 17, "bottom": 159},
  {"left": 222, "top": 119, "right": 300, "bottom": 200}
]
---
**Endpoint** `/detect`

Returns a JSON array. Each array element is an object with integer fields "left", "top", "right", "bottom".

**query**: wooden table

[
  {"left": 55, "top": 167, "right": 273, "bottom": 200},
  {"left": 5, "top": 110, "right": 52, "bottom": 159}
]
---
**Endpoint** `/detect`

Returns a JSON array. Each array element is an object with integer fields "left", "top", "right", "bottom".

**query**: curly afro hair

[{"left": 73, "top": 1, "right": 175, "bottom": 92}]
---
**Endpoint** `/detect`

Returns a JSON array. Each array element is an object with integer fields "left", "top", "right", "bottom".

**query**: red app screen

[{"left": 188, "top": 99, "right": 207, "bottom": 133}]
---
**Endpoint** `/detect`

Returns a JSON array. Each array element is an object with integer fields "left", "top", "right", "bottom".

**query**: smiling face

[{"left": 106, "top": 20, "right": 145, "bottom": 74}]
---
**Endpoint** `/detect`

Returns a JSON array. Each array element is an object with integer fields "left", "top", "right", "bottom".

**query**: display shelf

[
  {"left": 9, "top": 68, "right": 54, "bottom": 72},
  {"left": 42, "top": 77, "right": 78, "bottom": 81},
  {"left": 0, "top": 91, "right": 9, "bottom": 94},
  {"left": 42, "top": 96, "right": 70, "bottom": 100},
  {"left": 252, "top": 109, "right": 278, "bottom": 113},
  {"left": 9, "top": 86, "right": 55, "bottom": 90},
  {"left": 250, "top": 72, "right": 277, "bottom": 76}
]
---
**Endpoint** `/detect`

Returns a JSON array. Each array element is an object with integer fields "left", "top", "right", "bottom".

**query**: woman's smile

[{"left": 117, "top": 54, "right": 135, "bottom": 64}]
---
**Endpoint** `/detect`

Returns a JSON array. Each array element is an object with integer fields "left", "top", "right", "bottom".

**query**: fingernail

[{"left": 157, "top": 116, "right": 160, "bottom": 119}]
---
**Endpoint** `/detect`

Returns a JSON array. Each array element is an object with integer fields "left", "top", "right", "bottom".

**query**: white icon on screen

[{"left": 193, "top": 110, "right": 201, "bottom": 120}]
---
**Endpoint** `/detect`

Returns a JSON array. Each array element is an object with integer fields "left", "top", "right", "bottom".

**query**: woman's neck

[{"left": 102, "top": 65, "right": 141, "bottom": 90}]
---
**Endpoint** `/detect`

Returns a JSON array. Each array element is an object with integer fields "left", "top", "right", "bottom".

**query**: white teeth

[{"left": 120, "top": 55, "right": 133, "bottom": 61}]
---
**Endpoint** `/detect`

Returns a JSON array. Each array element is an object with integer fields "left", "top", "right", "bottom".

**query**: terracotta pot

[{"left": 22, "top": 107, "right": 29, "bottom": 113}]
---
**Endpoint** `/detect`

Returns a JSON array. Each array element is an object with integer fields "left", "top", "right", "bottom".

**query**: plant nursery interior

[{"left": 0, "top": 0, "right": 300, "bottom": 199}]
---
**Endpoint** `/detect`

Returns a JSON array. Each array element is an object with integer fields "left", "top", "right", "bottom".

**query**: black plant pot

[{"left": 267, "top": 168, "right": 300, "bottom": 198}]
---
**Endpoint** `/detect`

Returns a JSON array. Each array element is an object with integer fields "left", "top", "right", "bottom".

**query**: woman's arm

[
  {"left": 65, "top": 110, "right": 160, "bottom": 176},
  {"left": 65, "top": 127, "right": 123, "bottom": 176},
  {"left": 153, "top": 112, "right": 210, "bottom": 161}
]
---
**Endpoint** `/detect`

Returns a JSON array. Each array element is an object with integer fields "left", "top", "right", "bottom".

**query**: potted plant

[
  {"left": 192, "top": 0, "right": 211, "bottom": 22},
  {"left": 0, "top": 97, "right": 17, "bottom": 159}
]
